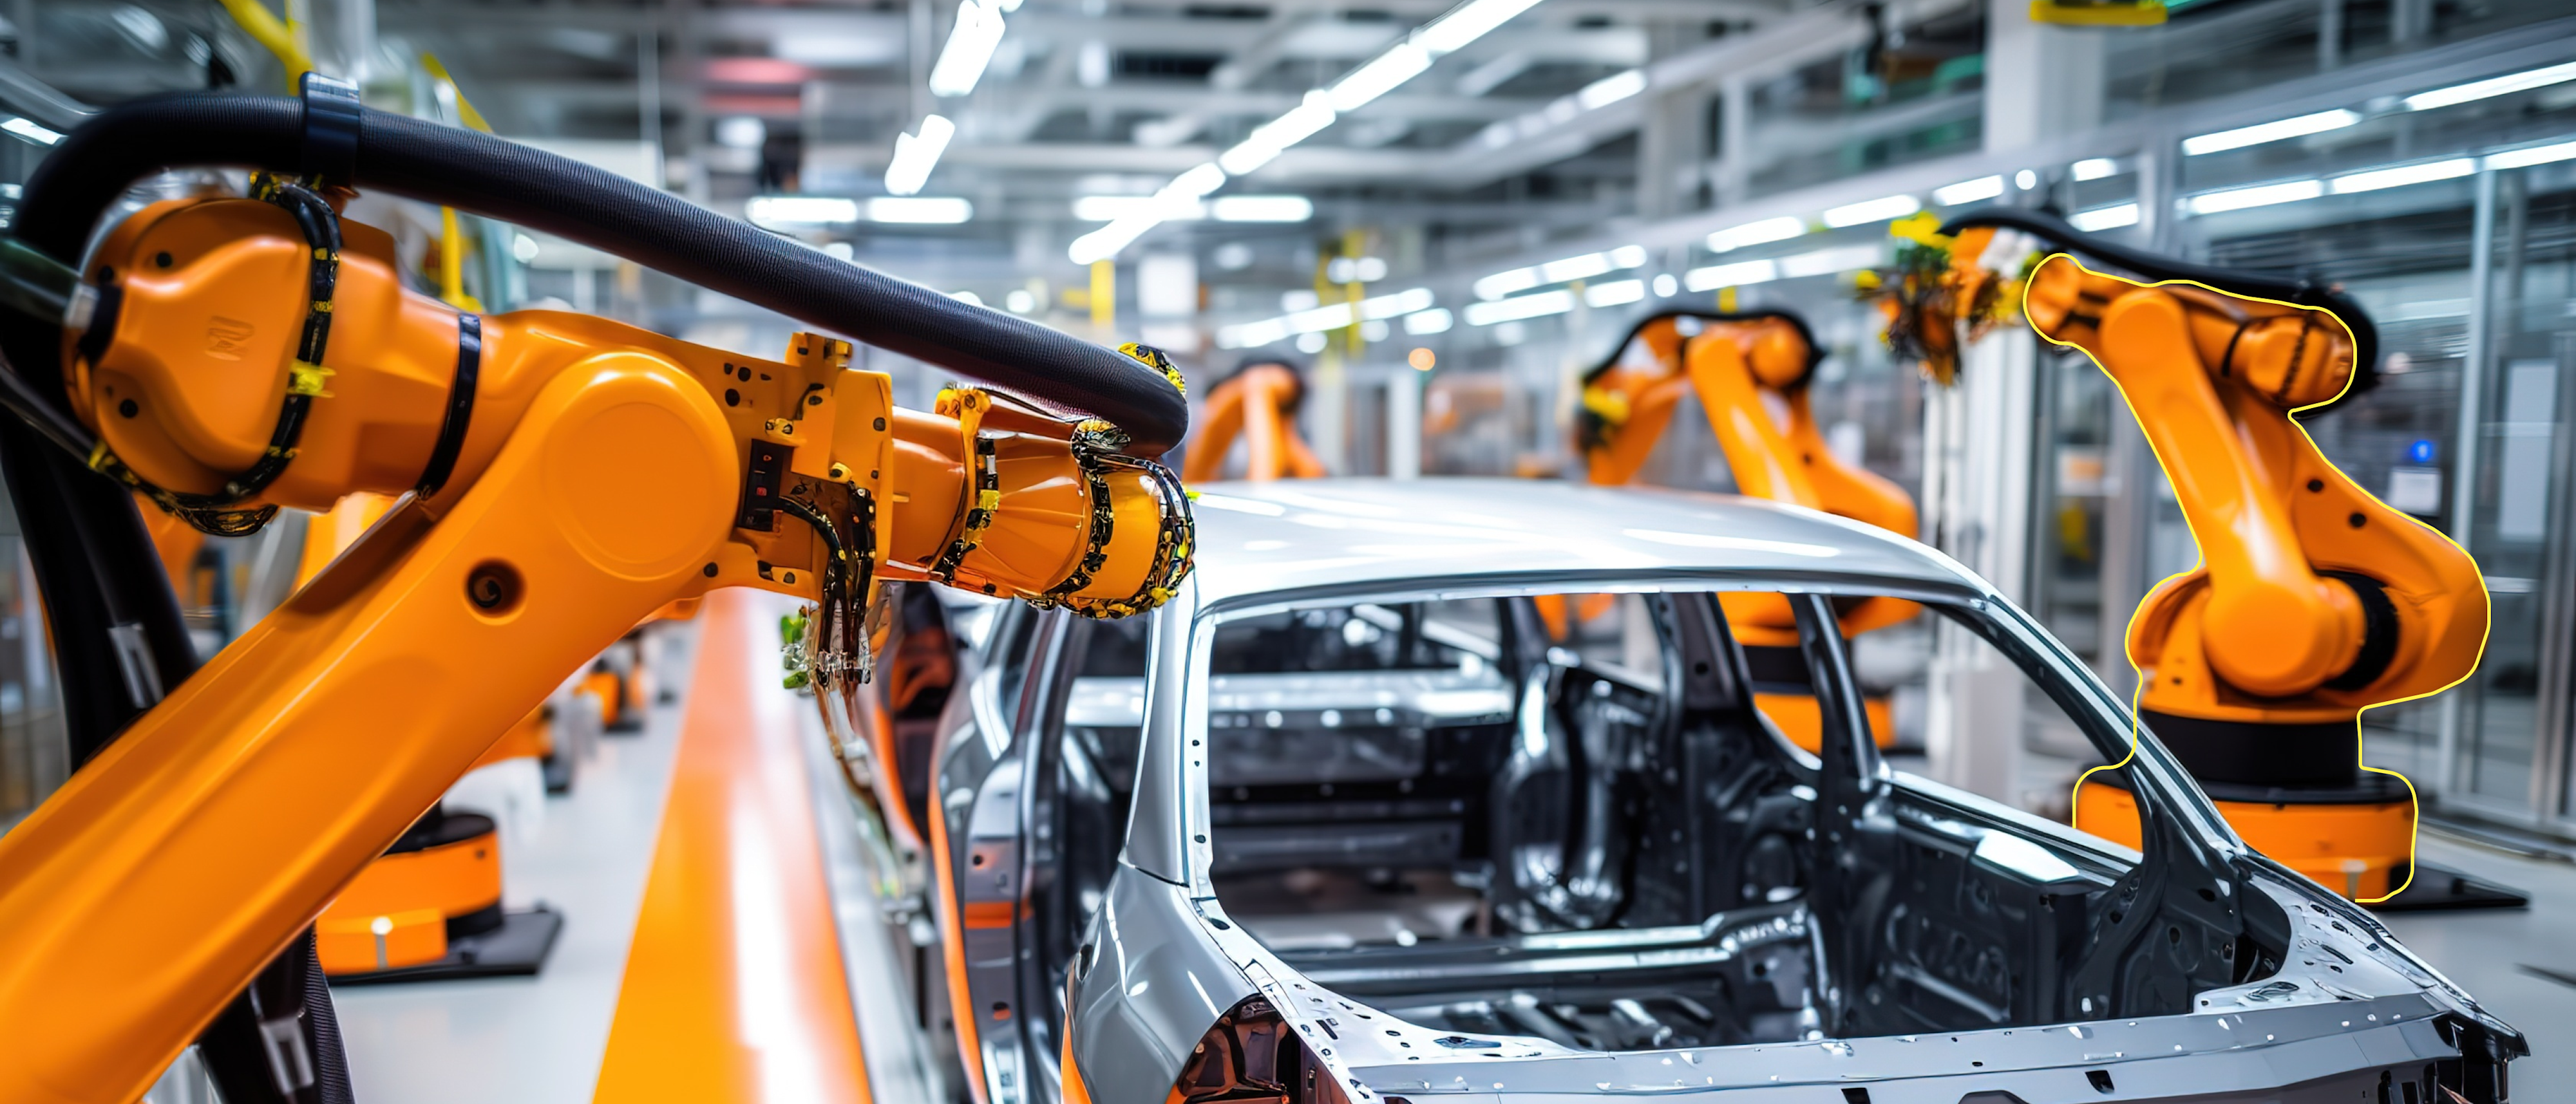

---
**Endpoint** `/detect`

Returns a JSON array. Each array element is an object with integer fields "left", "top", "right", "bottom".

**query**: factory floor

[{"left": 316, "top": 601, "right": 2576, "bottom": 1102}]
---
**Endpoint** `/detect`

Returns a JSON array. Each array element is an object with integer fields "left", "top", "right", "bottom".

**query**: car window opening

[{"left": 1170, "top": 588, "right": 2289, "bottom": 1053}]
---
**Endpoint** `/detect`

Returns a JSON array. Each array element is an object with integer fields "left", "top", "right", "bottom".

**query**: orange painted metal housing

[
  {"left": 1578, "top": 314, "right": 1918, "bottom": 751},
  {"left": 1183, "top": 362, "right": 1326, "bottom": 483},
  {"left": 2072, "top": 780, "right": 2412, "bottom": 899},
  {"left": 0, "top": 193, "right": 1185, "bottom": 1104},
  {"left": 2024, "top": 256, "right": 2486, "bottom": 902},
  {"left": 312, "top": 826, "right": 501, "bottom": 973}
]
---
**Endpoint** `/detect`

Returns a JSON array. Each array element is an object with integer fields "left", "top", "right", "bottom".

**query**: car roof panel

[{"left": 1182, "top": 477, "right": 1982, "bottom": 606}]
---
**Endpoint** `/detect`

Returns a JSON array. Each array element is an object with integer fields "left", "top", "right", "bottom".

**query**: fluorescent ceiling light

[
  {"left": 1683, "top": 259, "right": 1777, "bottom": 291},
  {"left": 1360, "top": 287, "right": 1436, "bottom": 319},
  {"left": 1475, "top": 245, "right": 1646, "bottom": 301},
  {"left": 1464, "top": 289, "right": 1573, "bottom": 326},
  {"left": 1073, "top": 195, "right": 1177, "bottom": 221},
  {"left": 1, "top": 117, "right": 62, "bottom": 145},
  {"left": 2184, "top": 179, "right": 2324, "bottom": 214},
  {"left": 884, "top": 115, "right": 955, "bottom": 196},
  {"left": 1707, "top": 216, "right": 1804, "bottom": 252},
  {"left": 1403, "top": 308, "right": 1454, "bottom": 335},
  {"left": 1584, "top": 279, "right": 1644, "bottom": 308},
  {"left": 748, "top": 195, "right": 861, "bottom": 226},
  {"left": 2182, "top": 109, "right": 2358, "bottom": 156},
  {"left": 1211, "top": 194, "right": 1312, "bottom": 222},
  {"left": 1416, "top": 0, "right": 1546, "bottom": 54},
  {"left": 950, "top": 290, "right": 984, "bottom": 305},
  {"left": 1821, "top": 194, "right": 1920, "bottom": 228},
  {"left": 927, "top": 0, "right": 1009, "bottom": 97},
  {"left": 869, "top": 196, "right": 972, "bottom": 223},
  {"left": 2061, "top": 203, "right": 2143, "bottom": 231},
  {"left": 1328, "top": 42, "right": 1430, "bottom": 111},
  {"left": 2330, "top": 157, "right": 2474, "bottom": 194},
  {"left": 1931, "top": 176, "right": 2003, "bottom": 206},
  {"left": 1473, "top": 268, "right": 1540, "bottom": 301},
  {"left": 1776, "top": 245, "right": 1880, "bottom": 279},
  {"left": 2071, "top": 157, "right": 2118, "bottom": 182},
  {"left": 1219, "top": 90, "right": 1336, "bottom": 176},
  {"left": 2486, "top": 140, "right": 2576, "bottom": 170},
  {"left": 1575, "top": 69, "right": 1646, "bottom": 110},
  {"left": 2405, "top": 61, "right": 2576, "bottom": 111},
  {"left": 2068, "top": 203, "right": 2140, "bottom": 231}
]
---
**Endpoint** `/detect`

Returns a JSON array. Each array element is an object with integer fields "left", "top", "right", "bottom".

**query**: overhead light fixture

[
  {"left": 950, "top": 290, "right": 985, "bottom": 306},
  {"left": 1776, "top": 245, "right": 1880, "bottom": 279},
  {"left": 1821, "top": 194, "right": 1920, "bottom": 228},
  {"left": 1931, "top": 176, "right": 2003, "bottom": 206},
  {"left": 1068, "top": 161, "right": 1226, "bottom": 263},
  {"left": 1220, "top": 91, "right": 1337, "bottom": 176},
  {"left": 1216, "top": 287, "right": 1439, "bottom": 348},
  {"left": 2330, "top": 157, "right": 2474, "bottom": 194},
  {"left": 1328, "top": 42, "right": 1432, "bottom": 111},
  {"left": 928, "top": 0, "right": 1009, "bottom": 97},
  {"left": 2014, "top": 169, "right": 2038, "bottom": 189},
  {"left": 2069, "top": 203, "right": 2140, "bottom": 231},
  {"left": 747, "top": 195, "right": 861, "bottom": 227},
  {"left": 2404, "top": 60, "right": 2576, "bottom": 112},
  {"left": 1575, "top": 69, "right": 1646, "bottom": 110},
  {"left": 1073, "top": 195, "right": 1175, "bottom": 221},
  {"left": 1584, "top": 279, "right": 1645, "bottom": 307},
  {"left": 1, "top": 117, "right": 62, "bottom": 146},
  {"left": 1707, "top": 216, "right": 1804, "bottom": 252},
  {"left": 1473, "top": 245, "right": 1646, "bottom": 301},
  {"left": 2183, "top": 178, "right": 2324, "bottom": 214},
  {"left": 884, "top": 115, "right": 956, "bottom": 196},
  {"left": 2182, "top": 109, "right": 2359, "bottom": 156},
  {"left": 2486, "top": 140, "right": 2576, "bottom": 170},
  {"left": 1403, "top": 308, "right": 1454, "bottom": 335},
  {"left": 2070, "top": 157, "right": 2118, "bottom": 181},
  {"left": 1211, "top": 194, "right": 1312, "bottom": 222},
  {"left": 868, "top": 196, "right": 973, "bottom": 223},
  {"left": 1361, "top": 287, "right": 1435, "bottom": 319},
  {"left": 1464, "top": 289, "right": 1574, "bottom": 326},
  {"left": 1095, "top": 0, "right": 1553, "bottom": 265},
  {"left": 1683, "top": 259, "right": 1777, "bottom": 291},
  {"left": 1651, "top": 273, "right": 1678, "bottom": 297},
  {"left": 1416, "top": 0, "right": 1546, "bottom": 53}
]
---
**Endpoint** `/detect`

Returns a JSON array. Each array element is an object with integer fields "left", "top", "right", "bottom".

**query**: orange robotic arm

[
  {"left": 1182, "top": 360, "right": 1326, "bottom": 483},
  {"left": 0, "top": 129, "right": 1191, "bottom": 1103},
  {"left": 2023, "top": 254, "right": 2484, "bottom": 719}
]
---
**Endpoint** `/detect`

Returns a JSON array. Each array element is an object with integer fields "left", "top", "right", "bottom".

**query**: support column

[
  {"left": 1924, "top": 333, "right": 2038, "bottom": 805},
  {"left": 1386, "top": 368, "right": 1421, "bottom": 479},
  {"left": 1981, "top": 0, "right": 2104, "bottom": 154}
]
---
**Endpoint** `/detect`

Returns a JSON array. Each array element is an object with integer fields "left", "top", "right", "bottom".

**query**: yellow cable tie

[
  {"left": 977, "top": 489, "right": 1003, "bottom": 511},
  {"left": 288, "top": 360, "right": 336, "bottom": 397}
]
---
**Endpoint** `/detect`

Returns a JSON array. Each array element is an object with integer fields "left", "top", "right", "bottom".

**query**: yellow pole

[
  {"left": 216, "top": 0, "right": 312, "bottom": 88},
  {"left": 1089, "top": 260, "right": 1115, "bottom": 332}
]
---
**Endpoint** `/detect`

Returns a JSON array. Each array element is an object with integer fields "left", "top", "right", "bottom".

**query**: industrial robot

[
  {"left": 0, "top": 76, "right": 1193, "bottom": 1104},
  {"left": 1573, "top": 310, "right": 1920, "bottom": 751},
  {"left": 1911, "top": 208, "right": 2494, "bottom": 904},
  {"left": 1181, "top": 355, "right": 1327, "bottom": 483}
]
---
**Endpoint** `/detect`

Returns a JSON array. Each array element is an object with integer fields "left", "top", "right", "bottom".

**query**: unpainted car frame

[{"left": 853, "top": 478, "right": 2521, "bottom": 1104}]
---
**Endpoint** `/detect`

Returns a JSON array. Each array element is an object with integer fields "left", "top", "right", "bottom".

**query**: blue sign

[{"left": 2407, "top": 439, "right": 2438, "bottom": 465}]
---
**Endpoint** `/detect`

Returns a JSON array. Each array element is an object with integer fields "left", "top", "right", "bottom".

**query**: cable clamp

[
  {"left": 287, "top": 360, "right": 335, "bottom": 397},
  {"left": 298, "top": 71, "right": 364, "bottom": 186}
]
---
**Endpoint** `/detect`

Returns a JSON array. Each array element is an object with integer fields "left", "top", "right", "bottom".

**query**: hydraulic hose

[
  {"left": 1941, "top": 207, "right": 2380, "bottom": 402},
  {"left": 13, "top": 91, "right": 1189, "bottom": 453}
]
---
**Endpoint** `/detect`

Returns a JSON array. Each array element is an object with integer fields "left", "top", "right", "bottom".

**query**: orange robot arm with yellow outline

[{"left": 1922, "top": 209, "right": 2486, "bottom": 902}]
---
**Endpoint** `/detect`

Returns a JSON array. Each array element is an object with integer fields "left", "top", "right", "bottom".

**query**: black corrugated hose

[{"left": 13, "top": 89, "right": 1191, "bottom": 454}]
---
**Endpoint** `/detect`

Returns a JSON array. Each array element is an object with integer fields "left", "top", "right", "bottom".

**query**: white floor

[
  {"left": 2383, "top": 834, "right": 2576, "bottom": 1094},
  {"left": 331, "top": 635, "right": 692, "bottom": 1104}
]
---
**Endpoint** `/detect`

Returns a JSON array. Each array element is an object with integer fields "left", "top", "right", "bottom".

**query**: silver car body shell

[{"left": 1033, "top": 478, "right": 2517, "bottom": 1103}]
